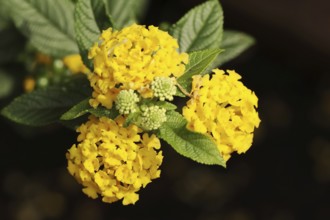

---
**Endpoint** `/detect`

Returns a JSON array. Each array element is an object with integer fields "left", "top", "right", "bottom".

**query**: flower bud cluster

[
  {"left": 114, "top": 76, "right": 178, "bottom": 130},
  {"left": 139, "top": 106, "right": 167, "bottom": 131},
  {"left": 115, "top": 89, "right": 139, "bottom": 114},
  {"left": 151, "top": 77, "right": 177, "bottom": 101}
]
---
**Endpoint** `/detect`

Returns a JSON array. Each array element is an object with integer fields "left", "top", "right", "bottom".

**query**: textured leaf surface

[
  {"left": 140, "top": 99, "right": 178, "bottom": 110},
  {"left": 1, "top": 76, "right": 91, "bottom": 126},
  {"left": 91, "top": 0, "right": 114, "bottom": 30},
  {"left": 159, "top": 111, "right": 226, "bottom": 166},
  {"left": 104, "top": 0, "right": 149, "bottom": 29},
  {"left": 88, "top": 106, "right": 119, "bottom": 119},
  {"left": 210, "top": 30, "right": 255, "bottom": 68},
  {"left": 177, "top": 48, "right": 222, "bottom": 95},
  {"left": 170, "top": 0, "right": 223, "bottom": 52},
  {"left": 123, "top": 112, "right": 140, "bottom": 127},
  {"left": 75, "top": 0, "right": 101, "bottom": 69},
  {"left": 61, "top": 98, "right": 119, "bottom": 120},
  {"left": 6, "top": 0, "right": 78, "bottom": 57},
  {"left": 154, "top": 101, "right": 177, "bottom": 110},
  {"left": 60, "top": 98, "right": 91, "bottom": 120}
]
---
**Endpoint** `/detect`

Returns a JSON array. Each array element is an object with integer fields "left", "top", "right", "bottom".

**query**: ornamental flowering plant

[{"left": 1, "top": 0, "right": 260, "bottom": 205}]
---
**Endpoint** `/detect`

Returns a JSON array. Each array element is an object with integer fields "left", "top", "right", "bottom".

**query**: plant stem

[{"left": 175, "top": 81, "right": 192, "bottom": 98}]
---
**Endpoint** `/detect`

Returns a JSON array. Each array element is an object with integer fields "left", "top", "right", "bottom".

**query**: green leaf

[
  {"left": 60, "top": 98, "right": 91, "bottom": 120},
  {"left": 154, "top": 101, "right": 177, "bottom": 110},
  {"left": 6, "top": 0, "right": 78, "bottom": 57},
  {"left": 88, "top": 106, "right": 119, "bottom": 119},
  {"left": 177, "top": 48, "right": 222, "bottom": 95},
  {"left": 133, "top": 0, "right": 149, "bottom": 21},
  {"left": 1, "top": 75, "right": 91, "bottom": 126},
  {"left": 91, "top": 0, "right": 114, "bottom": 30},
  {"left": 159, "top": 111, "right": 226, "bottom": 167},
  {"left": 75, "top": 0, "right": 101, "bottom": 69},
  {"left": 210, "top": 30, "right": 255, "bottom": 68},
  {"left": 123, "top": 111, "right": 140, "bottom": 127},
  {"left": 141, "top": 99, "right": 177, "bottom": 109},
  {"left": 103, "top": 0, "right": 149, "bottom": 29},
  {"left": 170, "top": 0, "right": 223, "bottom": 52},
  {"left": 61, "top": 97, "right": 119, "bottom": 120}
]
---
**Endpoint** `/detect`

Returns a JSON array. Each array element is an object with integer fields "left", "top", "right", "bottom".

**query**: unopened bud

[{"left": 115, "top": 89, "right": 139, "bottom": 114}]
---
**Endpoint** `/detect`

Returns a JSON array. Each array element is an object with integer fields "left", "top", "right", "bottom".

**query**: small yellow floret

[
  {"left": 23, "top": 76, "right": 36, "bottom": 93},
  {"left": 183, "top": 69, "right": 261, "bottom": 161},
  {"left": 63, "top": 54, "right": 90, "bottom": 74},
  {"left": 66, "top": 116, "right": 163, "bottom": 205},
  {"left": 88, "top": 24, "right": 188, "bottom": 109}
]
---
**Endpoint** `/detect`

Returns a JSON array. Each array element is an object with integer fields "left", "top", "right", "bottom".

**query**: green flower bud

[
  {"left": 139, "top": 106, "right": 167, "bottom": 130},
  {"left": 37, "top": 77, "right": 48, "bottom": 88},
  {"left": 115, "top": 89, "right": 139, "bottom": 114},
  {"left": 53, "top": 59, "right": 64, "bottom": 70},
  {"left": 151, "top": 77, "right": 177, "bottom": 101}
]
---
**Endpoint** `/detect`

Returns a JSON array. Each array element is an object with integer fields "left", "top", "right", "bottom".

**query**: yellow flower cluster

[
  {"left": 183, "top": 69, "right": 261, "bottom": 161},
  {"left": 66, "top": 116, "right": 163, "bottom": 205},
  {"left": 88, "top": 24, "right": 188, "bottom": 109}
]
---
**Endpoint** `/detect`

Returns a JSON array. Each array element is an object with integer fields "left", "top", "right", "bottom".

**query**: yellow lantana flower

[
  {"left": 88, "top": 24, "right": 188, "bottom": 109},
  {"left": 23, "top": 76, "right": 36, "bottom": 93},
  {"left": 66, "top": 116, "right": 163, "bottom": 205},
  {"left": 183, "top": 69, "right": 261, "bottom": 161},
  {"left": 63, "top": 54, "right": 90, "bottom": 74}
]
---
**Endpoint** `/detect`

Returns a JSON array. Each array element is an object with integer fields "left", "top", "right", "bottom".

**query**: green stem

[{"left": 175, "top": 81, "right": 192, "bottom": 98}]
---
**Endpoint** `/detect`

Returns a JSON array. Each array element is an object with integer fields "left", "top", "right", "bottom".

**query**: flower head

[
  {"left": 138, "top": 105, "right": 167, "bottom": 131},
  {"left": 151, "top": 77, "right": 177, "bottom": 101},
  {"left": 66, "top": 116, "right": 163, "bottom": 205},
  {"left": 88, "top": 24, "right": 188, "bottom": 109},
  {"left": 183, "top": 69, "right": 260, "bottom": 161},
  {"left": 115, "top": 89, "right": 139, "bottom": 114}
]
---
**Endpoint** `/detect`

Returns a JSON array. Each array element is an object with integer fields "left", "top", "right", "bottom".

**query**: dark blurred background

[{"left": 1, "top": 0, "right": 329, "bottom": 219}]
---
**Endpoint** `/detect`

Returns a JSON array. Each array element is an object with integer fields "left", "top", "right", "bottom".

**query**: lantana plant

[{"left": 1, "top": 0, "right": 260, "bottom": 205}]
